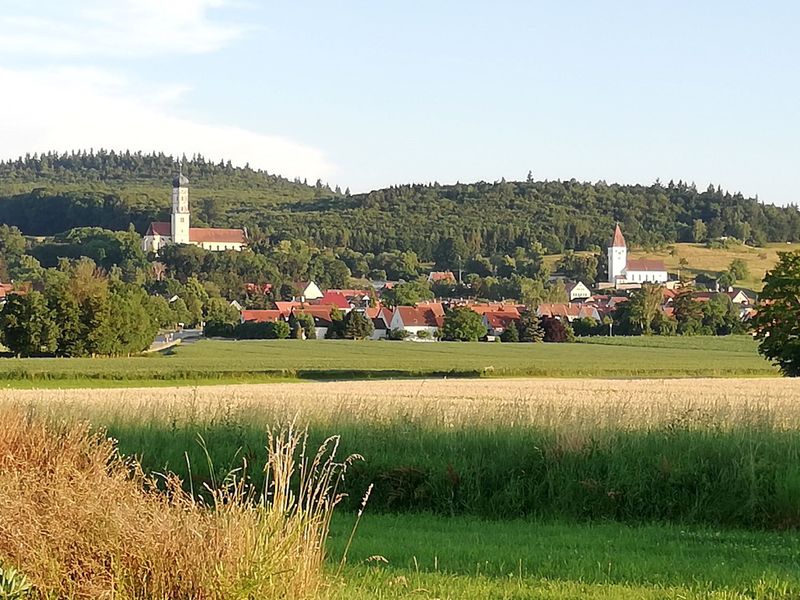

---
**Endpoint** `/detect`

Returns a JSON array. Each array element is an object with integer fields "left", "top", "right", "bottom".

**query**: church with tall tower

[
  {"left": 142, "top": 172, "right": 247, "bottom": 254},
  {"left": 607, "top": 224, "right": 668, "bottom": 285}
]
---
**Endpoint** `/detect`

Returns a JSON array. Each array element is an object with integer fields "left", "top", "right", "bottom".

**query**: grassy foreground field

[
  {"left": 330, "top": 514, "right": 800, "bottom": 599},
  {"left": 0, "top": 335, "right": 776, "bottom": 386},
  {"left": 4, "top": 378, "right": 800, "bottom": 598}
]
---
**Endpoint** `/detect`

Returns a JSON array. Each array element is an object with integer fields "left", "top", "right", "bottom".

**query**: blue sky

[{"left": 0, "top": 1, "right": 797, "bottom": 204}]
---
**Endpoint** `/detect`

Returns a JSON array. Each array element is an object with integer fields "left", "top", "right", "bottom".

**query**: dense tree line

[
  {"left": 0, "top": 153, "right": 797, "bottom": 270},
  {"left": 0, "top": 150, "right": 335, "bottom": 236},
  {"left": 0, "top": 260, "right": 159, "bottom": 357}
]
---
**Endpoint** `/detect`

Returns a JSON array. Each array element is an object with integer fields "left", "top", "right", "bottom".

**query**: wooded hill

[{"left": 1, "top": 151, "right": 798, "bottom": 260}]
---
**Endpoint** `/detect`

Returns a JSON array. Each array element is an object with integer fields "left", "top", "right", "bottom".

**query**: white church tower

[
  {"left": 608, "top": 223, "right": 627, "bottom": 283},
  {"left": 170, "top": 170, "right": 190, "bottom": 244}
]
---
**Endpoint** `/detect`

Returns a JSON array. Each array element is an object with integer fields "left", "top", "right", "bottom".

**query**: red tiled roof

[
  {"left": 365, "top": 306, "right": 390, "bottom": 320},
  {"left": 189, "top": 228, "right": 246, "bottom": 244},
  {"left": 428, "top": 271, "right": 456, "bottom": 283},
  {"left": 611, "top": 224, "right": 626, "bottom": 248},
  {"left": 327, "top": 289, "right": 371, "bottom": 297},
  {"left": 293, "top": 305, "right": 338, "bottom": 317},
  {"left": 416, "top": 301, "right": 446, "bottom": 317},
  {"left": 315, "top": 291, "right": 351, "bottom": 309},
  {"left": 538, "top": 303, "right": 581, "bottom": 318},
  {"left": 145, "top": 222, "right": 246, "bottom": 244},
  {"left": 467, "top": 304, "right": 521, "bottom": 316},
  {"left": 147, "top": 222, "right": 171, "bottom": 236},
  {"left": 396, "top": 306, "right": 442, "bottom": 328},
  {"left": 241, "top": 309, "right": 282, "bottom": 323},
  {"left": 662, "top": 288, "right": 679, "bottom": 299},
  {"left": 538, "top": 303, "right": 602, "bottom": 321},
  {"left": 484, "top": 312, "right": 521, "bottom": 329},
  {"left": 626, "top": 258, "right": 666, "bottom": 272},
  {"left": 275, "top": 301, "right": 305, "bottom": 317}
]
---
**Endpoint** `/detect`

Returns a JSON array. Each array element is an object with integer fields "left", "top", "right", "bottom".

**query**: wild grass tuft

[{"left": 0, "top": 409, "right": 354, "bottom": 600}]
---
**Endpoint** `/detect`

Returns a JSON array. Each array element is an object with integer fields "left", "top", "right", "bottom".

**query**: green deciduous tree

[
  {"left": 382, "top": 279, "right": 434, "bottom": 307},
  {"left": 442, "top": 307, "right": 487, "bottom": 341},
  {"left": 0, "top": 291, "right": 58, "bottom": 356},
  {"left": 692, "top": 219, "right": 707, "bottom": 243},
  {"left": 556, "top": 251, "right": 599, "bottom": 284},
  {"left": 268, "top": 320, "right": 291, "bottom": 339},
  {"left": 672, "top": 291, "right": 705, "bottom": 335},
  {"left": 627, "top": 284, "right": 664, "bottom": 335},
  {"left": 728, "top": 258, "right": 750, "bottom": 282},
  {"left": 754, "top": 251, "right": 800, "bottom": 376},
  {"left": 203, "top": 297, "right": 239, "bottom": 327}
]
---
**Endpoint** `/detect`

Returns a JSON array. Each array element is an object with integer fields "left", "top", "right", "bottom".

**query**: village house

[
  {"left": 295, "top": 281, "right": 324, "bottom": 301},
  {"left": 565, "top": 281, "right": 592, "bottom": 302},
  {"left": 483, "top": 311, "right": 521, "bottom": 339},
  {"left": 292, "top": 306, "right": 336, "bottom": 339},
  {"left": 728, "top": 289, "right": 754, "bottom": 306},
  {"left": 142, "top": 173, "right": 247, "bottom": 253},
  {"left": 366, "top": 306, "right": 393, "bottom": 340},
  {"left": 389, "top": 306, "right": 443, "bottom": 339},
  {"left": 536, "top": 303, "right": 601, "bottom": 323},
  {"left": 240, "top": 309, "right": 284, "bottom": 324},
  {"left": 316, "top": 291, "right": 352, "bottom": 311},
  {"left": 317, "top": 289, "right": 373, "bottom": 310},
  {"left": 0, "top": 283, "right": 19, "bottom": 304}
]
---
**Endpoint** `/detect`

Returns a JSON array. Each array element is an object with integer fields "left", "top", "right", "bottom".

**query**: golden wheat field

[{"left": 6, "top": 377, "right": 800, "bottom": 430}]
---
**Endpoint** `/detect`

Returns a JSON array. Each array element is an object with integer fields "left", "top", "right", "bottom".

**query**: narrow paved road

[{"left": 146, "top": 329, "right": 203, "bottom": 353}]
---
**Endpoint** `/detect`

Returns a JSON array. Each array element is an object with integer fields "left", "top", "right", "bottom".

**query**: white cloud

[
  {"left": 0, "top": 0, "right": 245, "bottom": 57},
  {"left": 0, "top": 67, "right": 335, "bottom": 182}
]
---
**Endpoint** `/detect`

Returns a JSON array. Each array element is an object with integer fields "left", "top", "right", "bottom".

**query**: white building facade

[
  {"left": 607, "top": 224, "right": 668, "bottom": 285},
  {"left": 143, "top": 173, "right": 246, "bottom": 254}
]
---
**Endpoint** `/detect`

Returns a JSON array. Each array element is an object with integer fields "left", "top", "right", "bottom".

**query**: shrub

[{"left": 572, "top": 317, "right": 601, "bottom": 337}]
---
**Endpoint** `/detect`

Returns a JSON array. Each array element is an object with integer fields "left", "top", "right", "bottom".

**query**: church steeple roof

[
  {"left": 172, "top": 166, "right": 189, "bottom": 188},
  {"left": 610, "top": 223, "right": 626, "bottom": 248}
]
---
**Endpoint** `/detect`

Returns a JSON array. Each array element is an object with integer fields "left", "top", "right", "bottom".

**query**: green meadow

[
  {"left": 330, "top": 515, "right": 800, "bottom": 599},
  {"left": 0, "top": 335, "right": 776, "bottom": 386}
]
